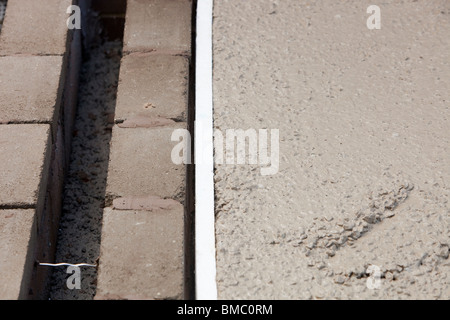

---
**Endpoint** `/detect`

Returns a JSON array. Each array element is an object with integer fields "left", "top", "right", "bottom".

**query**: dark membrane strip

[{"left": 0, "top": 0, "right": 7, "bottom": 32}]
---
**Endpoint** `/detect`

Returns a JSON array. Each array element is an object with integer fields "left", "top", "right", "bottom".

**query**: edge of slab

[{"left": 195, "top": 0, "right": 217, "bottom": 300}]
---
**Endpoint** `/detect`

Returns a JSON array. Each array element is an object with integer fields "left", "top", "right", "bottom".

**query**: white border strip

[{"left": 195, "top": 0, "right": 217, "bottom": 300}]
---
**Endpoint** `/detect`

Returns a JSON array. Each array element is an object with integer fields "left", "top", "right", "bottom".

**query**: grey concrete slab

[
  {"left": 0, "top": 209, "right": 35, "bottom": 300},
  {"left": 213, "top": 0, "right": 450, "bottom": 299},
  {"left": 115, "top": 54, "right": 189, "bottom": 122},
  {"left": 105, "top": 124, "right": 187, "bottom": 203},
  {"left": 95, "top": 206, "right": 184, "bottom": 300},
  {"left": 123, "top": 0, "right": 192, "bottom": 53},
  {"left": 0, "top": 56, "right": 64, "bottom": 124},
  {"left": 0, "top": 124, "right": 51, "bottom": 208},
  {"left": 0, "top": 0, "right": 71, "bottom": 55}
]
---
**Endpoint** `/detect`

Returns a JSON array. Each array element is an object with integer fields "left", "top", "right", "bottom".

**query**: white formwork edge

[{"left": 195, "top": 0, "right": 218, "bottom": 300}]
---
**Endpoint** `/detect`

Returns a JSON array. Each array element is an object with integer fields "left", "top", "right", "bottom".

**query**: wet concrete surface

[{"left": 213, "top": 0, "right": 449, "bottom": 299}]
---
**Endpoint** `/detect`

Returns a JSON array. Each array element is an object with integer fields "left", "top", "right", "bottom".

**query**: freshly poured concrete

[{"left": 213, "top": 0, "right": 449, "bottom": 299}]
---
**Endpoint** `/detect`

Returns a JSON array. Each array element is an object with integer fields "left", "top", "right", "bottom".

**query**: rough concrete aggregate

[
  {"left": 48, "top": 41, "right": 122, "bottom": 300},
  {"left": 213, "top": 0, "right": 449, "bottom": 299}
]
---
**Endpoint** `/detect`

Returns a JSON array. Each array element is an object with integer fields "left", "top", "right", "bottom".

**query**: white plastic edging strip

[{"left": 195, "top": 0, "right": 217, "bottom": 300}]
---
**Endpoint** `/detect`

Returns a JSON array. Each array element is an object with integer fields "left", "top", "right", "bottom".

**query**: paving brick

[
  {"left": 123, "top": 0, "right": 192, "bottom": 54},
  {"left": 0, "top": 56, "right": 64, "bottom": 124},
  {"left": 0, "top": 209, "right": 35, "bottom": 299},
  {"left": 0, "top": 0, "right": 72, "bottom": 56},
  {"left": 0, "top": 124, "right": 51, "bottom": 208},
  {"left": 95, "top": 205, "right": 184, "bottom": 300},
  {"left": 106, "top": 124, "right": 187, "bottom": 202},
  {"left": 115, "top": 53, "right": 189, "bottom": 122}
]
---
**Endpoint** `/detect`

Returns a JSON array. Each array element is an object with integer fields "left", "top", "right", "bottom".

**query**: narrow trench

[
  {"left": 48, "top": 4, "right": 125, "bottom": 300},
  {"left": 185, "top": 0, "right": 198, "bottom": 300}
]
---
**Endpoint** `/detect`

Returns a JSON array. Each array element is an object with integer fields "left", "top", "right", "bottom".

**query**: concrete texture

[
  {"left": 0, "top": 209, "right": 35, "bottom": 300},
  {"left": 0, "top": 56, "right": 64, "bottom": 124},
  {"left": 106, "top": 124, "right": 187, "bottom": 203},
  {"left": 213, "top": 0, "right": 449, "bottom": 299},
  {"left": 0, "top": 124, "right": 50, "bottom": 208},
  {"left": 95, "top": 205, "right": 184, "bottom": 300},
  {"left": 49, "top": 41, "right": 122, "bottom": 300},
  {"left": 123, "top": 0, "right": 192, "bottom": 53},
  {"left": 0, "top": 0, "right": 72, "bottom": 55},
  {"left": 0, "top": 0, "right": 79, "bottom": 299},
  {"left": 115, "top": 53, "right": 189, "bottom": 122}
]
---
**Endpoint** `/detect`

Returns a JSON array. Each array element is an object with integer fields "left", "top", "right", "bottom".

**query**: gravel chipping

[{"left": 48, "top": 41, "right": 122, "bottom": 300}]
